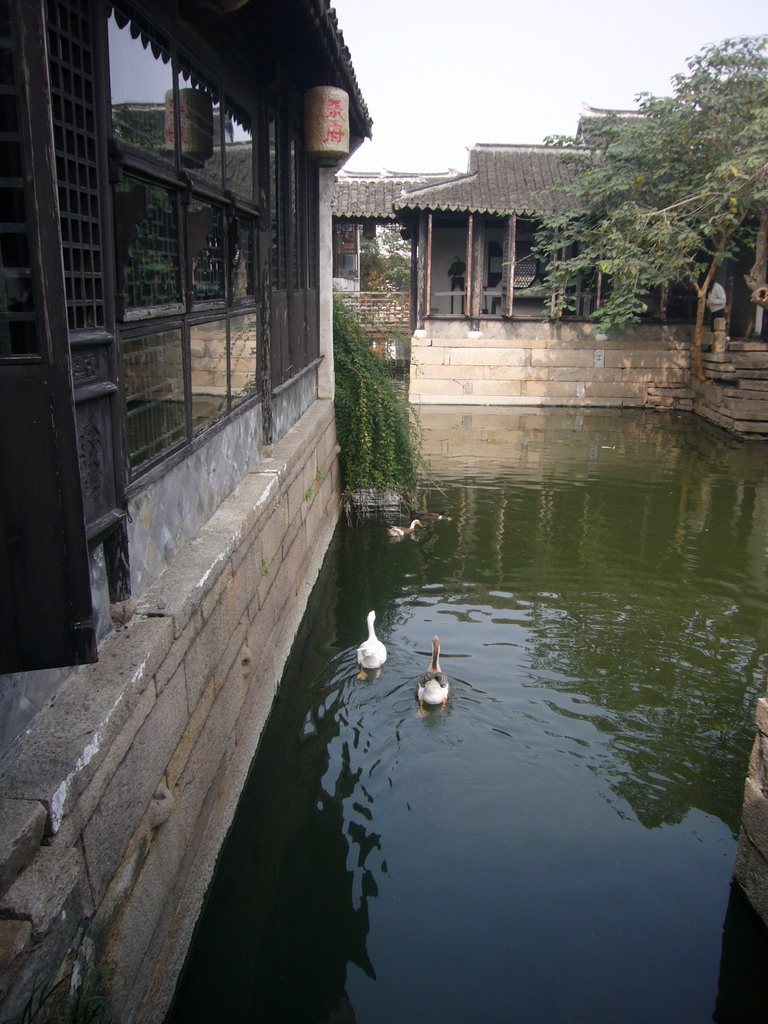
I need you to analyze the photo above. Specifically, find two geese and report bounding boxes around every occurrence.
[356,610,450,707]
[387,510,451,539]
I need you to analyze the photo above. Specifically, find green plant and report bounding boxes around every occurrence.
[448,258,466,278]
[333,295,420,501]
[4,968,112,1024]
[535,35,768,378]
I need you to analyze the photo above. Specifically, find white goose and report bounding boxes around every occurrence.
[356,610,387,679]
[417,635,450,706]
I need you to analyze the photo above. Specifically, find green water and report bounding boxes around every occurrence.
[169,408,768,1024]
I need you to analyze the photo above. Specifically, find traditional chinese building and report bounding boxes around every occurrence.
[0,2,370,1020]
[335,144,768,432]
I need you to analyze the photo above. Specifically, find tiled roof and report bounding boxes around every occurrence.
[332,171,456,219]
[231,1,373,141]
[394,144,578,216]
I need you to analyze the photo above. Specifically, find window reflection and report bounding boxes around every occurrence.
[177,61,220,188]
[230,313,258,406]
[232,215,255,300]
[189,201,225,303]
[190,319,227,430]
[116,177,181,310]
[124,328,185,468]
[225,99,253,201]
[108,10,173,161]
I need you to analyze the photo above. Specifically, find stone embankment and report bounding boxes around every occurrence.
[0,399,340,1023]
[735,696,768,929]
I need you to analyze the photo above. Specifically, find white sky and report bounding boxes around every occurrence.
[331,0,767,174]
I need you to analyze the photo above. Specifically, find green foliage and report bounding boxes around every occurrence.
[536,36,768,351]
[3,970,112,1024]
[333,295,420,497]
[359,224,411,291]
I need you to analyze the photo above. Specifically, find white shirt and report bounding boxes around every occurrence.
[707,282,726,311]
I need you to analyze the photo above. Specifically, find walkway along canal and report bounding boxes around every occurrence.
[168,407,768,1024]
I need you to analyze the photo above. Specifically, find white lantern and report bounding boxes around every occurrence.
[305,86,350,165]
[165,87,214,164]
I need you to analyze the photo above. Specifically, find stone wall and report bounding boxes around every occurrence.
[735,696,768,929]
[409,319,694,408]
[0,399,341,1024]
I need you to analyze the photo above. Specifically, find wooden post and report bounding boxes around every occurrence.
[416,212,429,326]
[472,216,484,317]
[505,214,516,317]
[426,211,433,319]
[466,218,473,321]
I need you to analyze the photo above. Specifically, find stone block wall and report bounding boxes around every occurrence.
[735,696,768,929]
[0,399,341,1024]
[409,319,694,408]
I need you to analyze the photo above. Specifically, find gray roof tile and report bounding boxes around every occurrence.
[332,171,455,219]
[395,144,577,216]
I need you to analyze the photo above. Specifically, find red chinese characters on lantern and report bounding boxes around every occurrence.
[305,86,350,163]
[321,97,348,145]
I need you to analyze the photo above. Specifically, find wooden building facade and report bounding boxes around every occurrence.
[0,0,369,720]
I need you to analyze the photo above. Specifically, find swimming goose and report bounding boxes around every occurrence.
[387,519,423,538]
[417,635,450,706]
[356,610,387,679]
[408,509,452,521]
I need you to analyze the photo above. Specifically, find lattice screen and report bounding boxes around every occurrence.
[47,0,104,331]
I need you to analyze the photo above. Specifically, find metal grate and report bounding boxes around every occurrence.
[514,254,538,289]
[47,0,104,331]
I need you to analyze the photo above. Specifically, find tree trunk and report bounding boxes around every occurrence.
[692,286,707,381]
[745,211,768,313]
[692,246,727,381]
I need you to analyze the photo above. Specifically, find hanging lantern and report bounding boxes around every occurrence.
[165,87,214,164]
[362,218,376,239]
[304,86,349,165]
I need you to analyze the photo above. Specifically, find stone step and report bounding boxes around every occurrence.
[727,340,768,353]
[647,386,695,399]
[698,405,768,435]
[721,397,768,419]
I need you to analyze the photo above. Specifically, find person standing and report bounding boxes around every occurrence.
[707,280,727,327]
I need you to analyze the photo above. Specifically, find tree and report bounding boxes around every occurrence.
[536,36,768,379]
[360,224,411,292]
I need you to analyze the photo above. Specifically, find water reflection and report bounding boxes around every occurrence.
[169,408,768,1024]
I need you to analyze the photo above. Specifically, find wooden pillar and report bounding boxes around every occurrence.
[416,212,429,326]
[465,214,473,317]
[471,216,485,318]
[504,214,517,317]
[426,212,433,320]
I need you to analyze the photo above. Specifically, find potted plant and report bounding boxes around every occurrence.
[448,258,466,281]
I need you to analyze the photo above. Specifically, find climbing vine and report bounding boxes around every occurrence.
[333,295,420,502]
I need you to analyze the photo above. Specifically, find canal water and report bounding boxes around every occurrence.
[168,407,768,1024]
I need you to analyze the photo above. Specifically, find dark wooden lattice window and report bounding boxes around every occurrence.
[47,0,104,331]
[1,0,95,672]
[0,3,38,357]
